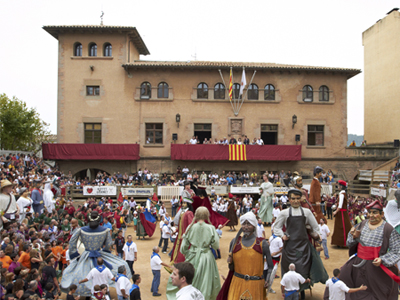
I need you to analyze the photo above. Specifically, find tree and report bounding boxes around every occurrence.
[0,93,50,151]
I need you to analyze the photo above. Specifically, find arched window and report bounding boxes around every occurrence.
[233,83,240,99]
[74,43,82,56]
[89,43,97,57]
[214,83,225,99]
[248,84,259,100]
[319,85,329,101]
[157,82,169,98]
[103,43,112,57]
[140,82,151,99]
[264,84,275,100]
[197,83,208,99]
[302,85,313,102]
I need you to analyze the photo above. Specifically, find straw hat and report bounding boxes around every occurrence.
[0,180,16,191]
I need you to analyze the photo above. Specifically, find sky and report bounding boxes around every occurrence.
[0,0,397,135]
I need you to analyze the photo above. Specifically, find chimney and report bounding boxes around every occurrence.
[387,8,399,15]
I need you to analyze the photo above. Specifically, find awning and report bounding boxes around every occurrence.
[42,143,140,160]
[170,144,301,161]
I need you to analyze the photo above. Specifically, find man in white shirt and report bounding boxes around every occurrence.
[256,218,265,238]
[269,230,283,266]
[122,235,137,276]
[78,258,115,293]
[319,218,330,259]
[280,194,288,204]
[161,219,171,253]
[158,204,166,220]
[280,263,310,300]
[171,262,204,300]
[115,266,131,300]
[189,137,197,144]
[151,246,170,297]
[324,269,367,300]
[273,205,281,219]
[212,201,218,212]
[171,196,179,217]
[256,137,264,145]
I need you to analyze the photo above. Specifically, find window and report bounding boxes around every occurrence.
[197,83,208,99]
[248,84,259,100]
[261,124,278,145]
[214,83,225,99]
[302,85,313,102]
[84,123,101,144]
[74,43,82,56]
[233,83,240,99]
[103,43,112,57]
[194,124,212,144]
[319,85,329,101]
[157,82,169,98]
[264,84,275,100]
[146,123,163,144]
[86,86,100,96]
[307,125,324,146]
[89,43,97,57]
[140,82,151,99]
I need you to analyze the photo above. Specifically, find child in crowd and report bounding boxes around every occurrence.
[100,284,110,300]
[60,244,69,270]
[92,285,105,300]
[66,284,80,300]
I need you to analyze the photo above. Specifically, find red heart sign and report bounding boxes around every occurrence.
[87,188,93,194]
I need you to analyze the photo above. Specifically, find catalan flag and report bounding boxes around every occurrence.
[229,144,247,161]
[229,68,233,101]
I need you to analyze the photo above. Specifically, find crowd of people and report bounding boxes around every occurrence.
[185,135,265,145]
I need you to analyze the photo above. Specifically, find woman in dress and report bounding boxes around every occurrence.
[257,173,274,226]
[331,180,352,247]
[60,211,131,296]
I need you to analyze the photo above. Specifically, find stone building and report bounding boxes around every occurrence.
[363,8,400,145]
[42,24,395,180]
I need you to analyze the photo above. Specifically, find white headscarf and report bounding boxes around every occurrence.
[240,211,257,228]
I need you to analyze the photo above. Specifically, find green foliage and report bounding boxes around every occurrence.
[0,93,50,151]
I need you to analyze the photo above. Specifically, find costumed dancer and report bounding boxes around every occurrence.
[16,188,32,223]
[43,180,55,213]
[167,207,221,300]
[136,206,156,240]
[331,180,352,247]
[191,183,229,228]
[274,189,328,300]
[226,193,238,231]
[258,173,274,226]
[170,182,195,265]
[216,211,273,300]
[60,211,132,296]
[340,200,400,300]
[31,179,44,214]
[309,166,327,224]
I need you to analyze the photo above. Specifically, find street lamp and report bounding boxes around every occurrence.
[176,113,181,128]
[292,115,297,129]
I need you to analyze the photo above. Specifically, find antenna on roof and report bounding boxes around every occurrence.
[100,11,104,25]
[191,46,197,61]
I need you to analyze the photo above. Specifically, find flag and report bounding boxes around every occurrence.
[229,144,247,161]
[239,68,246,96]
[229,68,233,101]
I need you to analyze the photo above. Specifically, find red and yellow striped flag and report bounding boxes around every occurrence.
[229,144,247,161]
[229,68,233,101]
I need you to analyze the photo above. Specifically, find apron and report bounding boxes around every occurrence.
[281,207,311,279]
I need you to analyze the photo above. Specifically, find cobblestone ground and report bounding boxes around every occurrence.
[61,216,348,300]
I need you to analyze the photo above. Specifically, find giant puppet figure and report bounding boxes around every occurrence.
[274,189,328,300]
[258,172,274,226]
[61,211,132,296]
[331,180,352,247]
[340,200,400,300]
[309,166,326,224]
[292,172,316,216]
[217,211,273,300]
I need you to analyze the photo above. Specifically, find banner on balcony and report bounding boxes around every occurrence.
[83,186,117,196]
[229,144,247,161]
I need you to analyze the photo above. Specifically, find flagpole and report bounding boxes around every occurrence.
[237,67,245,114]
[218,68,236,114]
[237,70,257,115]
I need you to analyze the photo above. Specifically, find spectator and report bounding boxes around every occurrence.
[129,274,141,300]
[256,219,265,239]
[18,244,31,270]
[243,136,250,145]
[78,258,115,294]
[161,219,171,254]
[324,268,367,299]
[170,262,204,300]
[319,219,330,259]
[280,263,310,300]
[349,140,356,147]
[114,231,125,259]
[229,137,237,144]
[0,250,12,270]
[66,284,80,300]
[42,258,60,296]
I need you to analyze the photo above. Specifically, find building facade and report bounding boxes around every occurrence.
[363,8,400,145]
[43,24,393,180]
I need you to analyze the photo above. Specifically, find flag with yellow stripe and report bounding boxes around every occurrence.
[229,144,247,161]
